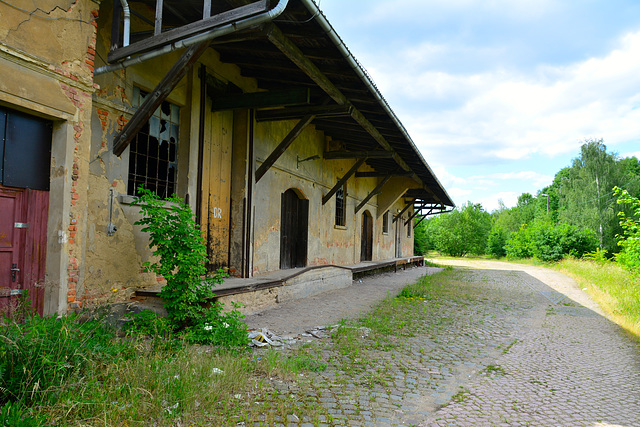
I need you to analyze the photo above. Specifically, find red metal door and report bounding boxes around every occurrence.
[0,185,48,316]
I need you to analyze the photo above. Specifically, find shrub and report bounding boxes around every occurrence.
[505,220,598,261]
[613,186,640,271]
[133,187,249,349]
[486,226,508,258]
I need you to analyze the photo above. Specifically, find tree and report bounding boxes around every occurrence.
[431,203,491,257]
[557,139,622,253]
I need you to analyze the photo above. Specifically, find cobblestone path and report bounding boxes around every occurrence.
[249,262,640,426]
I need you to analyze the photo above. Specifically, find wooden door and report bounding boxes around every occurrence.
[280,189,308,269]
[0,107,51,315]
[0,186,48,315]
[360,211,373,261]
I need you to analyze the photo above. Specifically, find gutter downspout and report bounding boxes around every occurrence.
[96,0,290,75]
[298,0,453,207]
[119,0,130,47]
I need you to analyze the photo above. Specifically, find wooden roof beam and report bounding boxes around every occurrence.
[355,175,391,214]
[255,104,351,122]
[211,88,310,111]
[405,203,427,226]
[393,198,416,223]
[108,0,269,63]
[324,150,393,160]
[355,171,412,178]
[113,41,210,157]
[255,113,317,182]
[264,23,421,182]
[322,158,366,205]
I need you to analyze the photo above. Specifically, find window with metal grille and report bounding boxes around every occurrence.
[128,87,179,198]
[335,180,346,227]
[382,211,389,234]
[407,217,412,237]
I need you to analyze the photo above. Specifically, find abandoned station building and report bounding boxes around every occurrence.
[0,0,454,315]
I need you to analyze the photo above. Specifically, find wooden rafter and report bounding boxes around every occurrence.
[355,171,411,178]
[324,150,393,160]
[322,158,366,205]
[355,175,391,214]
[264,24,422,182]
[255,113,317,182]
[393,198,416,223]
[255,104,351,122]
[108,1,269,63]
[211,88,310,111]
[405,203,426,226]
[113,41,210,157]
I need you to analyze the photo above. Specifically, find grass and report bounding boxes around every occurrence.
[554,258,640,339]
[2,267,483,426]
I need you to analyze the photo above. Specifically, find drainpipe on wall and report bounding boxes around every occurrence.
[119,0,130,47]
[95,0,290,75]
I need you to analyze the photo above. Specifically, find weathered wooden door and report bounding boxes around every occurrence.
[280,189,308,269]
[395,215,402,258]
[0,107,51,315]
[360,210,373,261]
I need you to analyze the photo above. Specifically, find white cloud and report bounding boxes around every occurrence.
[372,30,640,167]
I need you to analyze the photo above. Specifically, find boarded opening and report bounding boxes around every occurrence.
[280,189,308,269]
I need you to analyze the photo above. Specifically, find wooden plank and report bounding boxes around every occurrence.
[255,104,351,122]
[354,175,391,214]
[393,198,416,223]
[203,0,211,19]
[108,0,269,63]
[265,24,416,170]
[324,150,393,160]
[113,41,210,156]
[355,171,411,178]
[211,88,310,111]
[255,113,316,182]
[405,203,426,226]
[154,0,164,36]
[322,158,366,205]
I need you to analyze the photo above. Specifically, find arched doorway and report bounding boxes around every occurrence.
[280,189,308,269]
[360,210,373,261]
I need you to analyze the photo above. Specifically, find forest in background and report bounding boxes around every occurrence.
[416,139,640,271]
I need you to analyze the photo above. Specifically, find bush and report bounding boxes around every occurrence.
[486,226,508,258]
[613,186,640,271]
[505,220,598,261]
[133,187,249,350]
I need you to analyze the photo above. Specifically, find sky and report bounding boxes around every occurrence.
[316,0,640,212]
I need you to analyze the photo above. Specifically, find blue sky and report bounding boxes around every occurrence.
[316,0,640,211]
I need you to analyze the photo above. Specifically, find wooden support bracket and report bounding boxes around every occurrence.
[322,158,366,205]
[255,113,316,182]
[113,41,210,157]
[355,175,391,214]
[393,198,416,223]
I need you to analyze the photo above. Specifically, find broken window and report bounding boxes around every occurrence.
[128,87,179,198]
[335,180,346,227]
[382,211,389,234]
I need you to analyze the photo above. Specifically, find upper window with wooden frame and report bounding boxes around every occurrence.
[128,87,180,198]
[335,180,346,227]
[382,211,389,234]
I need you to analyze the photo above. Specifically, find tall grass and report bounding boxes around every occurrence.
[556,258,640,339]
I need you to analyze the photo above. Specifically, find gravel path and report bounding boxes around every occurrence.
[244,259,640,426]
